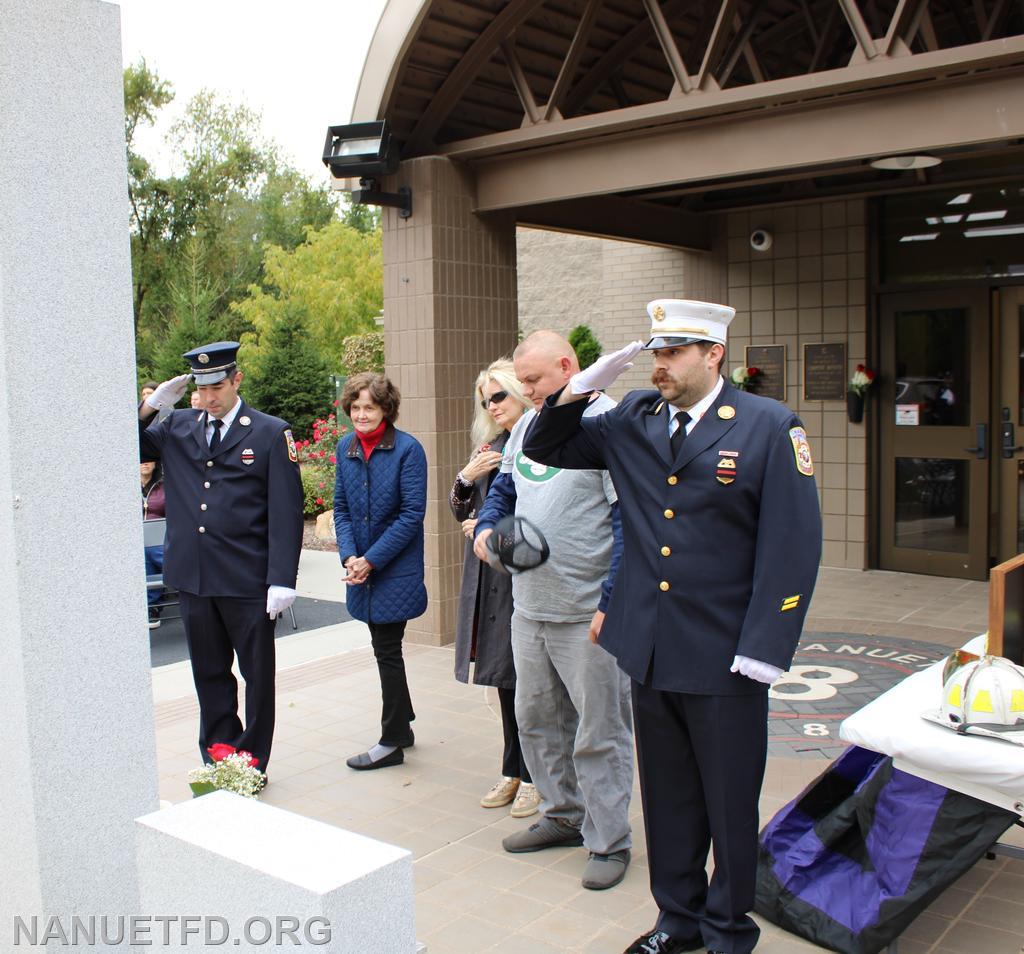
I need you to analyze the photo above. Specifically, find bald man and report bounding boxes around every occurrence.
[473,331,634,891]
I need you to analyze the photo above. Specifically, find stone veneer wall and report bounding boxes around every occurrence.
[723,201,868,569]
[516,226,727,397]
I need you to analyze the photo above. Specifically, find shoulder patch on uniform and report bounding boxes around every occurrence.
[789,426,814,476]
[284,429,298,463]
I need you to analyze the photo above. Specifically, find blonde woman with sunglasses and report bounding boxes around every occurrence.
[450,359,540,818]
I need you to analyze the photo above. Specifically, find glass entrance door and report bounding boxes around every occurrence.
[997,287,1024,563]
[879,291,990,578]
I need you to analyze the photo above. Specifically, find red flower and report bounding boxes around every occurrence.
[856,364,865,372]
[866,369,876,380]
[316,497,324,506]
[318,482,325,489]
[333,399,340,407]
[329,455,336,464]
[747,367,760,376]
[207,743,236,762]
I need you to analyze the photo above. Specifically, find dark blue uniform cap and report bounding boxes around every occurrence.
[183,341,241,385]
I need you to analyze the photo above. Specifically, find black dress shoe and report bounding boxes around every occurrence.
[346,748,404,771]
[623,930,703,953]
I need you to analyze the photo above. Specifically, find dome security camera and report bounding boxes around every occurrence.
[750,229,773,252]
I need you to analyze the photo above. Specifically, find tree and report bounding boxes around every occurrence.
[233,221,382,373]
[569,324,602,370]
[243,306,334,439]
[125,60,338,376]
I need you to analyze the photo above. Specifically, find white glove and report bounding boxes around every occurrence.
[730,654,784,684]
[266,585,297,620]
[145,374,192,409]
[570,341,645,394]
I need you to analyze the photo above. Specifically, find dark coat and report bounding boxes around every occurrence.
[138,401,304,597]
[334,424,428,625]
[450,431,516,689]
[525,382,822,695]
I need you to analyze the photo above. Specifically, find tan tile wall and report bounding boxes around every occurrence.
[723,200,868,569]
[382,157,520,645]
[516,225,727,397]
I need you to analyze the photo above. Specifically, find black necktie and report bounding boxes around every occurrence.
[670,411,691,457]
[209,418,223,454]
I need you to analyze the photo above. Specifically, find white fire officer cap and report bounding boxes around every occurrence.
[642,299,736,350]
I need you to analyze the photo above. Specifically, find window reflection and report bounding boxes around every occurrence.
[894,309,968,427]
[895,458,969,553]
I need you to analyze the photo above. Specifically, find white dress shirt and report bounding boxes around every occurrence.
[668,375,725,437]
[205,397,242,446]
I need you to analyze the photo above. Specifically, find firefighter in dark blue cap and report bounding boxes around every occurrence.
[524,300,822,954]
[139,341,304,776]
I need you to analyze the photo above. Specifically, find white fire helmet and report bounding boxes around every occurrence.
[923,654,1024,745]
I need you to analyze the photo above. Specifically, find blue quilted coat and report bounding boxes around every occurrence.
[333,424,428,624]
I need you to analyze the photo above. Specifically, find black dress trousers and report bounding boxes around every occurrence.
[632,681,769,954]
[368,620,416,746]
[181,592,277,770]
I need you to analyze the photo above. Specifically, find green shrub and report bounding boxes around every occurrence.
[300,467,332,518]
[342,332,384,374]
[568,324,602,370]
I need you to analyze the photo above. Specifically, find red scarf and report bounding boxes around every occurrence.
[357,420,387,460]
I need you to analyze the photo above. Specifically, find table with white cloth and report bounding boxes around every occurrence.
[840,634,1024,856]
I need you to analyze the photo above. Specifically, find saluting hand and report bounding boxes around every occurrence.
[145,373,192,410]
[569,341,644,394]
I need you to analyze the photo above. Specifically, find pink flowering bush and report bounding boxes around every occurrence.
[298,400,349,516]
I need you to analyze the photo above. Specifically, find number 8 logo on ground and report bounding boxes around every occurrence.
[769,665,859,702]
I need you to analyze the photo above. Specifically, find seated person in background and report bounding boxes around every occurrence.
[141,460,166,630]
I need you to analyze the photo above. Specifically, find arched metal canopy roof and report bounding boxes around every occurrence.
[354,0,1024,230]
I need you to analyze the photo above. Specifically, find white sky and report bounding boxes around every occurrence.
[115,0,389,184]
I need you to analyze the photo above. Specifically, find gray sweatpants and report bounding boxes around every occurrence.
[511,612,634,855]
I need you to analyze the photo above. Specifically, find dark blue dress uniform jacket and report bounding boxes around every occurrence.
[524,383,823,695]
[333,424,428,625]
[139,402,304,598]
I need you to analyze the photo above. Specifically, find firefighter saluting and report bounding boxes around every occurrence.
[524,300,822,954]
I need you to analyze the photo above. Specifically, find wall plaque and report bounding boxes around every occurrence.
[744,345,786,402]
[804,342,847,401]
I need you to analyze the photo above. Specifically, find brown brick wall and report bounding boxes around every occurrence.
[382,157,519,645]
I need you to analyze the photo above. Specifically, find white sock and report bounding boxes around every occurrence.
[368,743,397,761]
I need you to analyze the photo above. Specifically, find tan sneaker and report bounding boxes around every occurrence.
[480,776,520,808]
[510,782,540,818]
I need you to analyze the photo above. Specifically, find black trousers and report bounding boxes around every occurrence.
[369,620,415,746]
[180,592,277,771]
[632,681,769,954]
[497,685,531,782]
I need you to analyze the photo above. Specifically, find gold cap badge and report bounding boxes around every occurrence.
[652,305,665,321]
[198,353,210,364]
[718,406,736,420]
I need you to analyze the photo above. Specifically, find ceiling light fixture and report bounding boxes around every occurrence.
[870,155,942,171]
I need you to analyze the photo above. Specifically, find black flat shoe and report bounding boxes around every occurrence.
[346,748,405,771]
[623,930,703,953]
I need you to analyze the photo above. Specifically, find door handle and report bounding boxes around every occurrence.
[1002,421,1023,459]
[964,423,987,460]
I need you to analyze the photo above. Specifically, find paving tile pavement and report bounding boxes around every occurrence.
[153,568,1024,953]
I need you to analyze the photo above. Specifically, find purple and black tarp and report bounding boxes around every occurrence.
[756,745,1017,954]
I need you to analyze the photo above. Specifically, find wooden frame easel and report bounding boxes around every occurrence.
[988,553,1024,664]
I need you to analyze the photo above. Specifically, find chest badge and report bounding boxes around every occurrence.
[718,405,735,420]
[241,448,255,466]
[239,415,251,426]
[716,454,737,484]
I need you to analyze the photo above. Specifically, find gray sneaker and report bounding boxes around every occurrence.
[501,816,583,853]
[582,849,630,890]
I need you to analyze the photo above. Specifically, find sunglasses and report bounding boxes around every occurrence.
[481,390,509,409]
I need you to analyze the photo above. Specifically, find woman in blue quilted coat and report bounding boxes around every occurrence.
[334,372,427,771]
